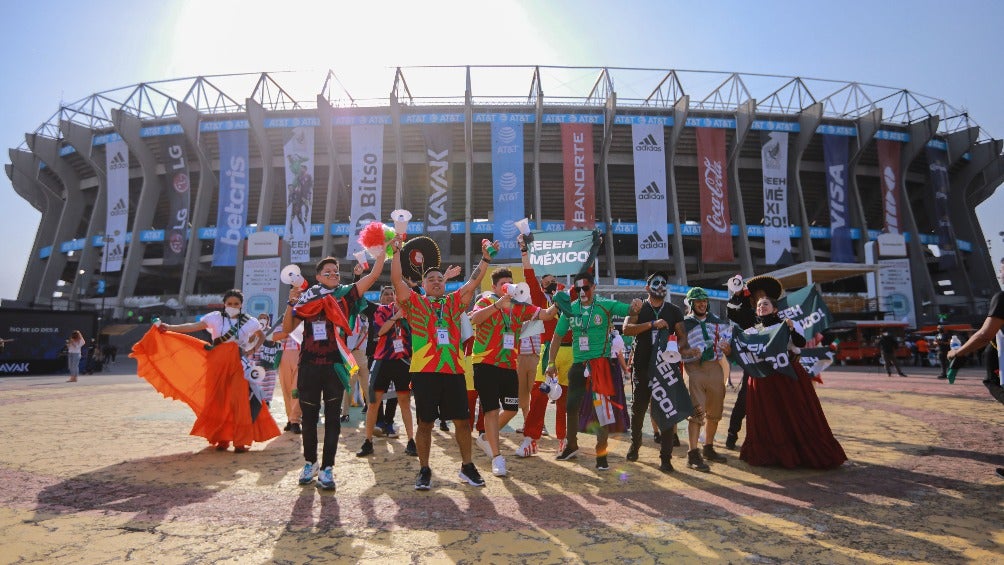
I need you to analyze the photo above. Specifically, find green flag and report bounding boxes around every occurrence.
[525,229,602,276]
[729,323,801,379]
[777,285,833,341]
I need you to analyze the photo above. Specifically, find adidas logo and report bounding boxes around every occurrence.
[640,230,667,249]
[110,198,128,217]
[109,151,128,170]
[635,133,662,152]
[639,181,665,200]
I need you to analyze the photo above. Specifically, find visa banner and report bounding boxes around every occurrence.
[823,135,854,262]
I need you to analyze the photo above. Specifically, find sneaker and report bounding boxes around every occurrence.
[372,425,385,437]
[514,437,538,458]
[626,441,640,462]
[356,439,374,457]
[215,441,230,451]
[298,462,319,485]
[415,466,433,490]
[673,432,681,447]
[660,456,675,473]
[383,424,399,439]
[284,421,292,432]
[492,455,507,477]
[317,466,336,490]
[557,438,567,454]
[476,433,494,459]
[725,434,739,450]
[541,426,550,437]
[687,448,711,472]
[340,414,350,422]
[459,462,486,487]
[555,445,579,461]
[290,423,302,435]
[405,439,418,457]
[439,420,450,432]
[702,444,727,463]
[596,455,609,471]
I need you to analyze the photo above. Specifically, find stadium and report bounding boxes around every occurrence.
[5,66,1003,328]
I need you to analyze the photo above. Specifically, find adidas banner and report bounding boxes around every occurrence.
[631,124,669,260]
[761,131,791,265]
[423,124,452,256]
[648,328,693,432]
[729,322,801,380]
[877,139,902,235]
[491,120,525,261]
[212,129,249,267]
[696,128,734,262]
[283,127,315,264]
[561,123,595,230]
[823,135,854,262]
[925,146,958,270]
[525,229,601,276]
[160,135,191,266]
[347,125,384,260]
[104,139,129,273]
[777,285,833,342]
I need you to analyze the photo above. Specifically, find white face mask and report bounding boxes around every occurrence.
[225,306,241,318]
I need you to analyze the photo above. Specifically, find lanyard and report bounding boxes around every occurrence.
[433,297,448,328]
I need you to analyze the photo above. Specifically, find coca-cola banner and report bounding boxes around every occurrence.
[760,131,791,265]
[696,128,734,263]
[104,139,129,273]
[877,139,902,235]
[422,124,452,256]
[925,146,958,270]
[283,127,315,263]
[347,125,384,260]
[631,124,668,260]
[561,123,595,230]
[160,135,191,266]
[823,135,854,262]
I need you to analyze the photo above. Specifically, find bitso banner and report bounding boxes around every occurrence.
[104,139,129,273]
[729,322,801,380]
[212,129,249,267]
[423,124,452,256]
[761,131,791,265]
[525,229,601,276]
[823,135,854,262]
[347,125,384,260]
[491,120,525,261]
[696,128,734,262]
[877,139,902,235]
[925,146,958,270]
[160,135,191,266]
[777,285,833,342]
[632,124,669,260]
[283,127,315,264]
[561,123,595,230]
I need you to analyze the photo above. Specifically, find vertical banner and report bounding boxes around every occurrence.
[878,258,916,328]
[561,123,596,230]
[283,127,315,264]
[877,139,902,235]
[823,135,854,262]
[213,130,249,267]
[696,128,734,263]
[761,131,791,265]
[491,120,525,261]
[423,124,452,256]
[241,256,282,323]
[104,139,129,273]
[160,135,191,266]
[925,146,958,270]
[631,124,669,260]
[347,125,385,259]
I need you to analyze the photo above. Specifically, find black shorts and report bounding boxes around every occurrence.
[473,363,519,412]
[370,358,412,394]
[411,371,470,423]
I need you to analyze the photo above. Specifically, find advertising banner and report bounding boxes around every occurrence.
[347,125,384,259]
[729,322,801,379]
[925,146,958,270]
[525,229,601,276]
[104,139,129,273]
[283,127,315,264]
[160,135,191,266]
[212,129,249,267]
[761,131,791,265]
[696,128,734,262]
[878,258,916,328]
[0,310,98,375]
[423,124,452,256]
[241,256,282,323]
[491,120,525,261]
[631,124,669,260]
[877,139,902,235]
[648,328,693,432]
[823,135,854,262]
[561,123,595,230]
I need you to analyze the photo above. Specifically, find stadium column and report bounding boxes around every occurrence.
[939,127,983,314]
[316,95,346,259]
[176,102,214,303]
[665,95,689,284]
[848,108,883,261]
[532,68,543,224]
[5,163,59,303]
[792,102,822,262]
[463,67,473,277]
[900,116,940,326]
[391,91,404,210]
[245,98,279,288]
[61,121,106,309]
[730,99,755,276]
[599,91,617,279]
[9,149,64,305]
[955,140,1004,296]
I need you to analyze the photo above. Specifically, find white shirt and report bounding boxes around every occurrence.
[201,311,262,350]
[66,337,85,354]
[610,333,626,359]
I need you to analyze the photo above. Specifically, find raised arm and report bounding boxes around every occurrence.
[160,319,209,334]
[390,237,414,306]
[949,315,1004,360]
[458,239,499,306]
[354,249,387,295]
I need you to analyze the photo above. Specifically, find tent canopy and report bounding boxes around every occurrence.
[763,261,882,289]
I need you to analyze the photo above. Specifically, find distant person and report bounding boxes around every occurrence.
[65,330,86,383]
[935,326,951,379]
[879,331,907,377]
[915,336,929,367]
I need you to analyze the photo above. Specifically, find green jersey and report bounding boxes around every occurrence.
[554,296,631,363]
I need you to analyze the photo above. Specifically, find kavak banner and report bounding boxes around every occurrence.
[648,328,694,432]
[925,146,958,270]
[213,130,249,267]
[561,123,596,230]
[777,285,833,342]
[283,127,315,264]
[423,124,452,256]
[525,229,601,276]
[696,128,734,262]
[490,120,525,261]
[347,125,384,260]
[823,135,854,262]
[104,139,129,273]
[761,131,792,265]
[729,322,801,379]
[877,139,902,235]
[632,124,669,260]
[160,135,191,266]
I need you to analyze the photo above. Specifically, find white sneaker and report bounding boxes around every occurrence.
[557,438,567,454]
[298,462,318,485]
[492,454,507,477]
[317,466,336,490]
[476,433,493,459]
[514,437,538,458]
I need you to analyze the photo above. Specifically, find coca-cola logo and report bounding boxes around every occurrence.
[883,165,899,234]
[703,157,728,234]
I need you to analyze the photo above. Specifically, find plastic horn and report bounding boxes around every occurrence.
[727,274,744,294]
[390,209,412,240]
[353,250,370,270]
[514,217,533,244]
[280,264,308,290]
[547,379,563,401]
[661,336,682,364]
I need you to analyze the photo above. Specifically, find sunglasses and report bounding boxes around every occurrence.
[575,284,592,291]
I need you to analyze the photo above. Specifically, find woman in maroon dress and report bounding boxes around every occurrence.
[740,297,847,470]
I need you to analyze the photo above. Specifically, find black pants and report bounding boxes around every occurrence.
[727,372,749,440]
[630,367,673,459]
[298,363,345,468]
[939,352,949,378]
[883,352,905,375]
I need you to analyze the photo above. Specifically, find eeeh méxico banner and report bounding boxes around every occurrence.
[347,125,384,260]
[925,146,958,270]
[648,328,694,432]
[283,127,315,264]
[777,285,833,343]
[160,135,191,266]
[696,128,734,262]
[561,123,595,230]
[213,129,249,267]
[632,124,669,260]
[729,322,801,380]
[104,139,129,273]
[877,139,902,235]
[525,229,601,276]
[491,120,525,261]
[423,124,452,256]
[761,131,792,265]
[823,135,854,262]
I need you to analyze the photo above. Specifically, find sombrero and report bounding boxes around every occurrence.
[400,236,441,281]
[744,275,784,300]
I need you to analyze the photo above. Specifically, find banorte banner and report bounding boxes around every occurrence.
[104,139,129,273]
[347,125,384,260]
[696,128,734,263]
[823,135,854,262]
[283,127,315,264]
[213,130,249,267]
[877,139,902,235]
[160,135,191,266]
[632,124,669,260]
[925,146,958,270]
[491,120,524,261]
[561,123,595,230]
[761,131,792,265]
[423,124,452,256]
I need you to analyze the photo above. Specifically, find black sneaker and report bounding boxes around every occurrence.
[284,422,292,431]
[356,439,374,457]
[405,439,418,456]
[725,434,738,450]
[459,462,486,487]
[555,445,579,461]
[659,456,674,473]
[439,420,450,432]
[340,414,350,422]
[415,466,432,490]
[626,441,640,462]
[687,448,711,472]
[703,444,727,463]
[673,432,681,447]
[596,455,609,471]
[290,423,302,435]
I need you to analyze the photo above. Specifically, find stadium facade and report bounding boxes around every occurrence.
[5,66,1003,327]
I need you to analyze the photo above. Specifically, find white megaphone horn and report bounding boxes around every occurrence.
[353,249,370,270]
[727,274,744,295]
[514,217,533,244]
[390,209,412,240]
[660,335,682,364]
[281,264,308,290]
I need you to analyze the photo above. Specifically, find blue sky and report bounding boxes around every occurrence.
[2,0,1002,299]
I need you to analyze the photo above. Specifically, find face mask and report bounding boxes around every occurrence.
[225,306,241,318]
[544,282,558,293]
[649,279,668,298]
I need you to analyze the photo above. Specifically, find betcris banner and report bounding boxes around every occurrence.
[347,125,384,259]
[160,135,191,266]
[925,146,958,270]
[283,127,315,264]
[823,135,854,262]
[761,131,791,265]
[104,139,129,273]
[491,120,525,261]
[213,130,249,267]
[631,124,669,260]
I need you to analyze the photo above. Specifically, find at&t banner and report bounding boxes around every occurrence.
[561,123,595,230]
[104,139,129,273]
[925,146,958,270]
[283,127,314,264]
[212,130,249,267]
[423,124,452,256]
[877,139,902,235]
[631,124,669,260]
[491,120,524,261]
[823,135,854,262]
[347,125,384,260]
[696,128,734,262]
[160,135,191,266]
[761,131,791,265]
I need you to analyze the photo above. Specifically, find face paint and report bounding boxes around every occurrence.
[648,278,668,298]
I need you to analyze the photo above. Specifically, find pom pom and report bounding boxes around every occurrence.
[358,222,396,249]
